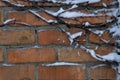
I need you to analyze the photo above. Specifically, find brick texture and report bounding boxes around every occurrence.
[38,65,86,80]
[0,30,35,45]
[63,16,114,26]
[8,11,55,26]
[8,48,56,63]
[0,10,3,25]
[0,65,35,80]
[38,29,85,45]
[0,48,3,62]
[95,46,114,55]
[0,0,118,80]
[90,66,116,80]
[0,0,114,7]
[89,31,115,44]
[58,47,96,62]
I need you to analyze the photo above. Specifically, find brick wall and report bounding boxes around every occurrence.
[0,0,118,80]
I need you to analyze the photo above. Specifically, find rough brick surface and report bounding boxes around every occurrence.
[8,48,56,63]
[8,11,55,26]
[0,10,3,25]
[62,16,114,26]
[58,47,96,62]
[90,66,116,80]
[89,0,114,6]
[0,65,35,80]
[38,65,86,80]
[38,29,85,45]
[89,31,115,44]
[0,30,35,45]
[0,48,3,62]
[0,0,118,80]
[95,46,114,55]
[0,0,114,7]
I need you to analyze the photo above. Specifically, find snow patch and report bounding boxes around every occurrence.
[42,62,80,66]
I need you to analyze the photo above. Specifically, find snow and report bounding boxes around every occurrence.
[102,52,120,62]
[2,0,25,7]
[59,11,102,18]
[89,29,105,36]
[66,31,83,44]
[77,51,80,56]
[109,25,120,37]
[2,64,13,66]
[3,18,15,25]
[45,5,78,17]
[48,0,101,4]
[84,22,91,26]
[29,10,57,23]
[42,62,80,66]
[102,3,107,7]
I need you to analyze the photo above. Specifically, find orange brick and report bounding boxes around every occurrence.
[0,10,4,25]
[8,48,56,63]
[8,11,56,26]
[58,47,96,62]
[38,65,86,80]
[38,29,85,45]
[0,30,35,45]
[90,66,116,80]
[0,65,35,80]
[89,31,115,44]
[0,48,3,62]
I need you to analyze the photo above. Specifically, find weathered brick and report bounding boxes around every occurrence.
[0,49,3,62]
[0,65,35,80]
[0,10,4,25]
[90,66,116,80]
[8,11,56,26]
[0,1,6,6]
[89,31,115,44]
[58,47,96,62]
[0,0,115,7]
[38,29,85,45]
[89,0,114,6]
[38,65,86,80]
[0,30,35,45]
[63,16,114,26]
[8,48,56,63]
[95,46,114,55]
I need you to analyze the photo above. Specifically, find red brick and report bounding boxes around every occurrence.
[38,65,86,80]
[95,46,114,55]
[0,48,3,62]
[89,0,113,6]
[62,16,114,26]
[89,31,115,44]
[0,10,4,25]
[0,1,6,6]
[90,66,116,80]
[0,65,35,80]
[0,0,31,6]
[0,0,115,7]
[8,11,56,26]
[58,47,96,62]
[38,29,85,45]
[0,30,35,45]
[8,48,56,63]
